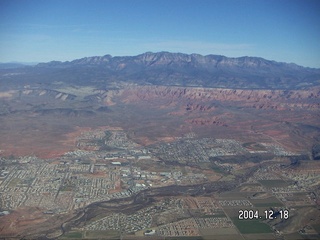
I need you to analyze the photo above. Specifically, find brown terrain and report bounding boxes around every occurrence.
[0,84,319,158]
[0,207,72,238]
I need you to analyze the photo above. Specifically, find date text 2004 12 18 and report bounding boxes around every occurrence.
[238,209,289,220]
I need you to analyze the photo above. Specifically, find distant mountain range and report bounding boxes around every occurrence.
[0,62,38,69]
[1,52,320,89]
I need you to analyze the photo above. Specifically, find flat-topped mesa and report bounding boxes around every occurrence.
[100,85,320,111]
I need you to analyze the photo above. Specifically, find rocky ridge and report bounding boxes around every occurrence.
[97,85,320,111]
[2,52,320,89]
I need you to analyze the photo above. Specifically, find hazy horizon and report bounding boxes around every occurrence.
[2,51,320,70]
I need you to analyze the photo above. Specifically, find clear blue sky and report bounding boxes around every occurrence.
[0,0,319,67]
